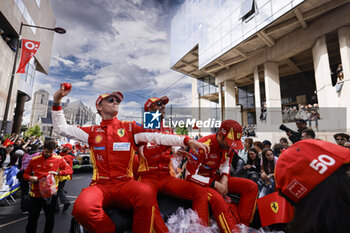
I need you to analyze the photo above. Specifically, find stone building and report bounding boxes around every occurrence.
[30,89,96,138]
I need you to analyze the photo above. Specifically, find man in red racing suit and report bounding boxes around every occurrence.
[23,140,73,233]
[137,96,209,226]
[186,120,258,232]
[52,84,209,233]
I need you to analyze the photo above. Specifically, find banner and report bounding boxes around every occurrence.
[16,39,40,73]
[0,166,20,201]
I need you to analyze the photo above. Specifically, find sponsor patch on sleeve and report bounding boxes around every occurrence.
[191,154,199,161]
[113,142,131,151]
[94,146,105,150]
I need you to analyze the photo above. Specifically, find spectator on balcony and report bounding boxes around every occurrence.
[309,109,320,131]
[289,106,298,122]
[296,105,309,122]
[282,106,290,123]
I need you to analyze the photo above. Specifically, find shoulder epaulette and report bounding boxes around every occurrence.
[32,155,41,160]
[121,120,134,123]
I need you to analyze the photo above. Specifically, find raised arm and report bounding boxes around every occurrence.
[52,84,89,143]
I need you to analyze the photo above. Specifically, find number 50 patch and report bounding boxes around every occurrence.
[309,154,335,174]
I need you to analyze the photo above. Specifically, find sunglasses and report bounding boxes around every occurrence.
[152,100,164,107]
[106,96,121,104]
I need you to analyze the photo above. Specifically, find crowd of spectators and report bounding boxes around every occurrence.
[242,125,256,137]
[282,103,320,130]
[0,135,79,214]
[230,128,350,199]
[0,134,41,169]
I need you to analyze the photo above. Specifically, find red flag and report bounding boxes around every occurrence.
[16,39,40,73]
[257,192,294,227]
[3,139,14,147]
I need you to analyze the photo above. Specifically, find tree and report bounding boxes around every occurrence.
[24,125,42,138]
[176,126,188,136]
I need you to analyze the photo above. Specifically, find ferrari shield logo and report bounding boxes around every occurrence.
[270,202,279,214]
[117,129,125,137]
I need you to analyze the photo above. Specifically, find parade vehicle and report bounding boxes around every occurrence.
[70,192,294,233]
[72,149,92,171]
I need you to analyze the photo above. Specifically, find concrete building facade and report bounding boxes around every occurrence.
[171,0,350,142]
[0,0,56,135]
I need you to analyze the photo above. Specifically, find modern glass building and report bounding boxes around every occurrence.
[171,0,350,141]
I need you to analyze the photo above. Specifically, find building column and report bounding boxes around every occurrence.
[312,35,346,132]
[218,82,224,120]
[338,27,350,130]
[224,80,241,123]
[312,35,338,107]
[253,66,261,129]
[264,62,282,127]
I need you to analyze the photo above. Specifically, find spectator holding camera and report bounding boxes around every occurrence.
[280,119,308,144]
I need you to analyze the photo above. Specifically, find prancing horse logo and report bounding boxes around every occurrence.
[117,129,125,137]
[270,202,279,214]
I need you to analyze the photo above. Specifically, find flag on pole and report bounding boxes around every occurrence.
[3,139,14,147]
[16,39,40,73]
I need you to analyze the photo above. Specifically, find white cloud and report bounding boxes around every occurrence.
[27,0,192,125]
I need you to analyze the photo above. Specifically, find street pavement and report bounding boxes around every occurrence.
[0,171,92,233]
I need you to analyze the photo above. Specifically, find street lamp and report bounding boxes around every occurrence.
[0,23,66,136]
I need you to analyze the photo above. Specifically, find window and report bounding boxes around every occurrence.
[197,75,218,97]
[238,84,256,109]
[239,0,258,22]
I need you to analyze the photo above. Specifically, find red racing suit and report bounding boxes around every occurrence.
[23,152,73,198]
[186,133,258,231]
[59,152,75,181]
[52,107,192,233]
[137,125,209,225]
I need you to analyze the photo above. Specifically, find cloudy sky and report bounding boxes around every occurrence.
[24,0,190,124]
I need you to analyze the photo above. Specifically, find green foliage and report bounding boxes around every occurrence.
[24,125,42,138]
[176,126,188,135]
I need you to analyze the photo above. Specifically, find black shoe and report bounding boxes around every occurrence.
[63,202,70,211]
